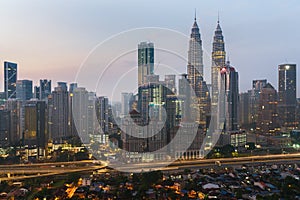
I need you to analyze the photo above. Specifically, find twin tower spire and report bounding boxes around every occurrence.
[187,11,226,81]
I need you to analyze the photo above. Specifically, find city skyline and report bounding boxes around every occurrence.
[0,0,299,99]
[0,2,300,199]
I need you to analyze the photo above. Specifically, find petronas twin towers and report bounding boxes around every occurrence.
[187,13,225,101]
[187,13,237,133]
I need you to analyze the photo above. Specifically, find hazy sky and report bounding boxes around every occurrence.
[0,0,299,99]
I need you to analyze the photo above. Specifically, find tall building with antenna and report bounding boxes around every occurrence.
[211,16,226,118]
[186,12,210,127]
[187,12,204,88]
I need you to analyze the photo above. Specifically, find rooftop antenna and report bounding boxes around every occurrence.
[194,8,196,21]
[218,11,220,23]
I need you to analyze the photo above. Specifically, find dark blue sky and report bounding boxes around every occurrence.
[0,0,299,98]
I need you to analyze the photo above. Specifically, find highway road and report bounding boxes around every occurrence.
[0,160,108,182]
[0,166,107,182]
[0,153,300,180]
[0,160,94,168]
[111,153,300,172]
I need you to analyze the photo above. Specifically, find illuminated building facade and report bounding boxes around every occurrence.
[278,64,297,130]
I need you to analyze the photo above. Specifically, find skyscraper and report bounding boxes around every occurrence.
[278,64,297,129]
[72,87,89,144]
[138,42,154,86]
[0,109,10,147]
[16,80,33,101]
[4,61,17,99]
[68,83,78,137]
[124,79,168,157]
[95,96,109,133]
[257,83,279,134]
[16,80,33,137]
[187,14,204,90]
[211,19,226,117]
[186,15,210,126]
[87,92,97,135]
[138,76,169,123]
[122,41,169,160]
[24,100,46,157]
[219,61,239,131]
[49,82,69,142]
[216,61,241,147]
